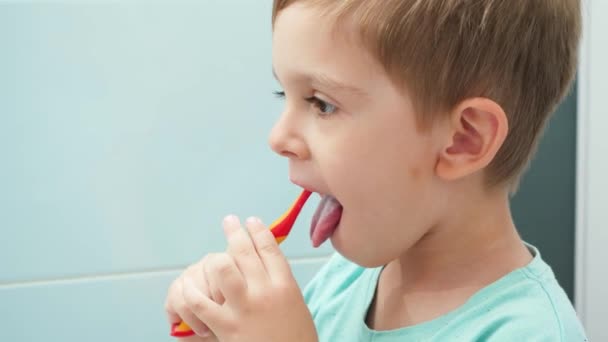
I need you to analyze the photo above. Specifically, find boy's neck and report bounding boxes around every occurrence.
[399,190,530,287]
[366,188,533,330]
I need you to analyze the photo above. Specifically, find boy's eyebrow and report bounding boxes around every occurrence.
[272,69,368,98]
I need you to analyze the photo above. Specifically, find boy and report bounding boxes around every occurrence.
[165,0,587,341]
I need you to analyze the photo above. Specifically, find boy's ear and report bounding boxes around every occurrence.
[435,98,508,181]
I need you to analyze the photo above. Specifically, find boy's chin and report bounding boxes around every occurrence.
[330,229,390,268]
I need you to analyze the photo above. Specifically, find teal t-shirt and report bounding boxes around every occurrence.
[303,244,587,341]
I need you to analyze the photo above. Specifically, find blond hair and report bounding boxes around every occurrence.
[272,0,581,189]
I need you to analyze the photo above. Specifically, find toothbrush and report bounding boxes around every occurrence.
[171,189,313,338]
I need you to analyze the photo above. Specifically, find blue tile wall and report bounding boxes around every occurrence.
[0,2,333,341]
[0,260,327,342]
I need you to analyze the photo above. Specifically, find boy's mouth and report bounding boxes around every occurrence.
[310,195,343,247]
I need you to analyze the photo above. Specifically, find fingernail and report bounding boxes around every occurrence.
[223,215,240,235]
[246,216,260,224]
[224,215,238,224]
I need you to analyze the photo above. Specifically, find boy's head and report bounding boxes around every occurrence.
[268,0,580,266]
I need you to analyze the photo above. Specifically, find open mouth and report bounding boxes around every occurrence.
[310,194,343,247]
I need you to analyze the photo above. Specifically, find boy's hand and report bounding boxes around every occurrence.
[181,215,318,342]
[165,256,221,341]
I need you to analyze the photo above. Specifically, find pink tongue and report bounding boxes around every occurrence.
[310,195,343,247]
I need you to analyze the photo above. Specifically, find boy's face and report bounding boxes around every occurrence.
[270,4,446,267]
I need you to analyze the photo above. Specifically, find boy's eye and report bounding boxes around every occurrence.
[305,96,337,117]
[272,90,338,117]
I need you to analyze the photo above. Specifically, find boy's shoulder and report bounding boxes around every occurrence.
[302,245,588,341]
[443,243,588,341]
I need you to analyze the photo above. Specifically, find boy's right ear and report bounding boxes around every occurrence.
[435,98,508,182]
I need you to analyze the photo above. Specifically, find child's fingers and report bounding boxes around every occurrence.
[165,281,181,323]
[204,253,247,306]
[246,217,292,282]
[223,215,268,286]
[165,280,186,324]
[169,279,211,337]
[182,276,224,334]
[199,254,225,305]
[164,301,181,325]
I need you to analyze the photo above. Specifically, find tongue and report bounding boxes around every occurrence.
[310,195,343,247]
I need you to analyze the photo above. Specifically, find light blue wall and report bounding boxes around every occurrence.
[0,1,332,340]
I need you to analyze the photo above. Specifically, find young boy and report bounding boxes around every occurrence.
[165,0,587,341]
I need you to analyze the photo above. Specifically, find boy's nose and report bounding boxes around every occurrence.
[268,112,310,160]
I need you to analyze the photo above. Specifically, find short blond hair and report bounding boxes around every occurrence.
[272,0,581,189]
